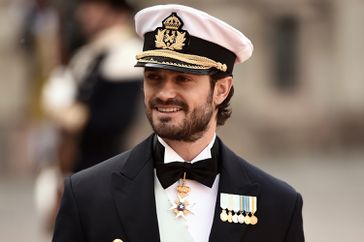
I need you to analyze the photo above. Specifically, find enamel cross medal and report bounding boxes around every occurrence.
[169,172,193,219]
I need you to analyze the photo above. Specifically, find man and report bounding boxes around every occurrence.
[52,4,304,242]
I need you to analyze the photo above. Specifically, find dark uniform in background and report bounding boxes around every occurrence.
[70,0,143,172]
[74,50,141,172]
[42,0,143,173]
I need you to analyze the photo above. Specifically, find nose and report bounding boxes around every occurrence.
[156,80,178,101]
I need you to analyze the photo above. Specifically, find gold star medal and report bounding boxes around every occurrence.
[169,172,193,219]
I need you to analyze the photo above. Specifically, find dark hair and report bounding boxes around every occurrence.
[210,72,234,126]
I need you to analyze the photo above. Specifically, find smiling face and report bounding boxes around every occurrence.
[143,68,217,142]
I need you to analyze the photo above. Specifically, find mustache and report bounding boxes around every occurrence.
[149,97,189,111]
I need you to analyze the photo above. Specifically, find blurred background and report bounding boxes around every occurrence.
[0,0,363,241]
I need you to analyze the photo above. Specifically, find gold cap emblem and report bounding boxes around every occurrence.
[163,13,182,30]
[155,12,188,51]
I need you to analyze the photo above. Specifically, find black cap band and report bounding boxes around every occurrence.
[137,31,237,75]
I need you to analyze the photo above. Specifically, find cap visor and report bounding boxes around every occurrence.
[135,61,215,75]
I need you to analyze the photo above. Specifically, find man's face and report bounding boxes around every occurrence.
[143,68,216,142]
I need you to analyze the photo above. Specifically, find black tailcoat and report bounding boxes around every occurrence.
[52,135,304,242]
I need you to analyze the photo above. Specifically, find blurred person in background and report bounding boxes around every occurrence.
[52,4,304,242]
[21,0,61,120]
[43,0,142,174]
[40,0,142,232]
[20,0,62,233]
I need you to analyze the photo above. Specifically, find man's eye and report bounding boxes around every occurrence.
[145,73,161,81]
[176,76,190,83]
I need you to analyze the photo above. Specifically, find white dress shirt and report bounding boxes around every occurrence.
[154,135,220,242]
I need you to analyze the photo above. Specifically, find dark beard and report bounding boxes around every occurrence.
[145,93,214,142]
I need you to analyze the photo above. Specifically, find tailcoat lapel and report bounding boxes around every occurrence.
[209,138,260,242]
[109,135,259,242]
[111,135,160,242]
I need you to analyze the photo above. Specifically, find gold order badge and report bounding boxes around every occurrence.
[155,13,188,51]
[169,172,193,219]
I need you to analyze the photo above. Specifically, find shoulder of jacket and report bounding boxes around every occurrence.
[70,149,131,188]
[219,140,299,198]
[69,135,154,187]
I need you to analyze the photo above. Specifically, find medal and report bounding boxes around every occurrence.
[244,214,251,224]
[227,194,233,223]
[220,193,258,226]
[250,214,258,225]
[220,209,228,222]
[243,196,251,224]
[169,195,192,218]
[238,212,245,224]
[220,193,228,222]
[232,194,240,224]
[244,195,258,225]
[227,210,233,223]
[250,196,258,225]
[238,196,245,224]
[232,213,238,224]
[169,172,193,219]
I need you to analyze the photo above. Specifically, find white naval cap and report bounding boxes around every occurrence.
[134,4,253,75]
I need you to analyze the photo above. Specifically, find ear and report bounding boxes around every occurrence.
[213,76,233,105]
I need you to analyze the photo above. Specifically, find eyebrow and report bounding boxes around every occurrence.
[143,68,200,83]
[144,67,160,73]
[144,67,190,75]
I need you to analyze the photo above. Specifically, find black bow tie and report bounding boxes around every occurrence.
[153,136,220,189]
